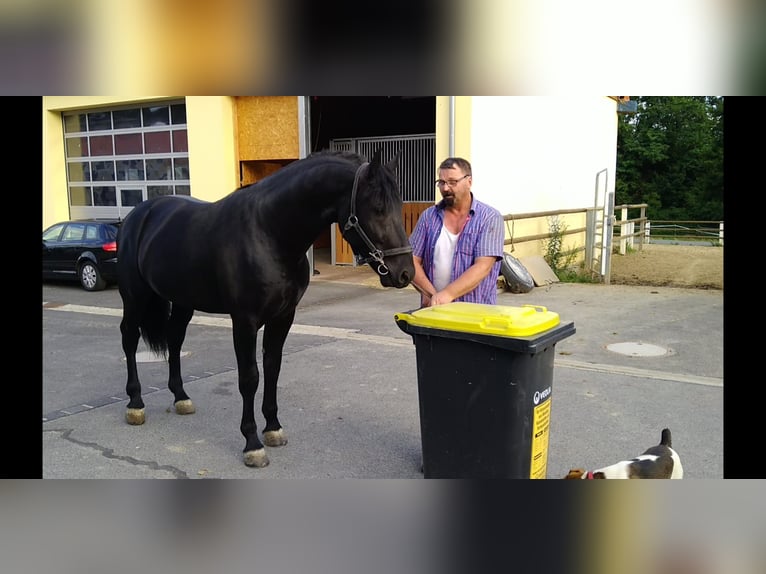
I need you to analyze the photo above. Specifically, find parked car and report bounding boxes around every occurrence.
[42,219,122,291]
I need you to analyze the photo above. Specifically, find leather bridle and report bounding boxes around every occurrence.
[342,162,413,276]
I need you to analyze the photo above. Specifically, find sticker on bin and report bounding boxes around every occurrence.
[394,302,560,338]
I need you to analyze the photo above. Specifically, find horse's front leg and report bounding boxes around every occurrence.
[167,304,196,415]
[260,310,295,448]
[232,315,268,467]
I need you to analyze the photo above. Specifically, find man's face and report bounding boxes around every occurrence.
[437,166,471,207]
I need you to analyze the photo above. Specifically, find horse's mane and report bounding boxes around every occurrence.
[308,149,366,165]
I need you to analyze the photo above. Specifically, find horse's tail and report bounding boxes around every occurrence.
[139,293,170,358]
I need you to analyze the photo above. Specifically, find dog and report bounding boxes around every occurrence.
[564,428,683,479]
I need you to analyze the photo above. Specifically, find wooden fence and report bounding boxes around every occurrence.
[500,203,722,282]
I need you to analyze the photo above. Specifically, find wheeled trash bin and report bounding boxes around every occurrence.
[395,302,575,479]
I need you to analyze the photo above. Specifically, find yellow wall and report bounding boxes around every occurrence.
[435,96,473,167]
[434,96,619,266]
[185,97,238,201]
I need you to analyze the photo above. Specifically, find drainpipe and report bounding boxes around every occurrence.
[449,96,456,157]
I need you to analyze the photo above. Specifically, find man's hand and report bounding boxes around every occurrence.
[430,290,456,306]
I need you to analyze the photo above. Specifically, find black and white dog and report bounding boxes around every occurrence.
[564,428,683,479]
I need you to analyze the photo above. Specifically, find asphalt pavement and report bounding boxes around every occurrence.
[42,261,723,479]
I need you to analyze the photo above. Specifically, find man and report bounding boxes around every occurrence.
[410,157,504,306]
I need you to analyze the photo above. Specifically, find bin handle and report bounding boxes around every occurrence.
[521,305,548,313]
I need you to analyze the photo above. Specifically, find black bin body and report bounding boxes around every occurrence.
[395,303,575,479]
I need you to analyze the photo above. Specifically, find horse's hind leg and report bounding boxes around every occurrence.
[167,304,195,415]
[231,315,268,467]
[260,310,295,448]
[121,307,146,425]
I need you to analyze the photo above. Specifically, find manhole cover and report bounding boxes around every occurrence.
[606,342,670,357]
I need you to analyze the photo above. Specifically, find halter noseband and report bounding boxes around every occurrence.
[342,162,413,276]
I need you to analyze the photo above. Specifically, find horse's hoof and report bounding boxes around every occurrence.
[174,399,196,415]
[243,449,269,467]
[126,408,145,425]
[263,428,288,447]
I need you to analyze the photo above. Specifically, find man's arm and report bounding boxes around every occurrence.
[412,255,436,306]
[431,256,496,306]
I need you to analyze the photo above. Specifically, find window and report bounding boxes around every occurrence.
[173,157,189,179]
[115,133,143,155]
[90,135,113,156]
[63,101,189,217]
[63,223,86,241]
[116,159,145,181]
[146,158,171,180]
[148,185,173,199]
[91,160,115,181]
[143,106,169,126]
[113,108,141,129]
[120,188,143,206]
[171,104,186,124]
[144,131,171,153]
[69,186,92,206]
[172,129,188,152]
[43,224,65,241]
[64,114,87,133]
[93,186,117,206]
[68,162,91,182]
[66,137,89,157]
[87,112,112,131]
[85,225,99,240]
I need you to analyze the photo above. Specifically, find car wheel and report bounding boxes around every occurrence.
[79,261,106,291]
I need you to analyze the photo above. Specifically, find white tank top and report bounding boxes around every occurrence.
[433,225,459,291]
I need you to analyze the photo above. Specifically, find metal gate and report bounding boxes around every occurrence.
[330,134,435,265]
[586,168,614,284]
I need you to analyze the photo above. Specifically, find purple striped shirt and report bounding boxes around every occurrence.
[410,194,505,304]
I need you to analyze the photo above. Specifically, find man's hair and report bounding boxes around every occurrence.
[439,157,472,176]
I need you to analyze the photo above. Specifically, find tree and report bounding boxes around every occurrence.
[616,97,724,221]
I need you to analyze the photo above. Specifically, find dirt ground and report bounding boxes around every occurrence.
[608,243,723,290]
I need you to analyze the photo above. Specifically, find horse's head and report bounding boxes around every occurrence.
[340,150,415,288]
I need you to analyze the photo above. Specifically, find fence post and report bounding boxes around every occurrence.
[645,221,651,244]
[585,208,595,275]
[719,221,724,246]
[619,207,627,254]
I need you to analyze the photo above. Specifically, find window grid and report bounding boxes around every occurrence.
[62,101,190,214]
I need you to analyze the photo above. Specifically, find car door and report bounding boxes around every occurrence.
[54,222,87,277]
[42,223,66,275]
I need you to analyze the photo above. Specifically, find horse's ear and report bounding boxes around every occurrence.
[385,150,401,174]
[369,149,399,174]
[370,149,383,167]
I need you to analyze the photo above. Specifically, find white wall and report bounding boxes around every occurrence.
[469,97,618,215]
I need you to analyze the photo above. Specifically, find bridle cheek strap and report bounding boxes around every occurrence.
[342,162,413,275]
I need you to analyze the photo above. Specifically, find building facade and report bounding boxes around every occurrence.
[43,96,622,267]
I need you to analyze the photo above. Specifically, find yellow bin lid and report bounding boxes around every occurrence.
[395,302,560,338]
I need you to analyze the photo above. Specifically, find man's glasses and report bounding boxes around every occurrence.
[435,174,469,188]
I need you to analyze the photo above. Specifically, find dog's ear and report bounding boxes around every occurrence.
[564,468,585,479]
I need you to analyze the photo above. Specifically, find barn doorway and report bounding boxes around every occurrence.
[307,96,436,266]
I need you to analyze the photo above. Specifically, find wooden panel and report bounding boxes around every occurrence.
[335,224,355,265]
[334,201,433,266]
[240,159,293,186]
[235,96,299,161]
[403,202,432,232]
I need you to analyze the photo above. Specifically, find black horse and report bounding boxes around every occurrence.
[116,150,414,467]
